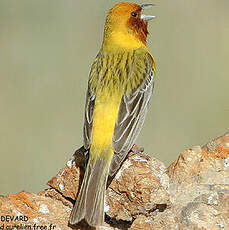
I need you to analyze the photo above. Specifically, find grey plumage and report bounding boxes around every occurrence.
[69,48,155,227]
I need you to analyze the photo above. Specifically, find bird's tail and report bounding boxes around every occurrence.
[69,153,111,227]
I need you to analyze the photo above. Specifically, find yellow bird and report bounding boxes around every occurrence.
[69,2,156,227]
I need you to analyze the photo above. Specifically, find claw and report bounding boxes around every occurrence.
[129,144,151,160]
[130,144,144,154]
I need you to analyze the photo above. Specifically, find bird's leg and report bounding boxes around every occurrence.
[73,146,89,169]
[128,144,151,160]
[130,144,144,154]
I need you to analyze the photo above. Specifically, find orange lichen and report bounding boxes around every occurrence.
[9,191,36,217]
[202,146,229,159]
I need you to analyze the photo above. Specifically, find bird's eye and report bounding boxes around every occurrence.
[131,12,138,17]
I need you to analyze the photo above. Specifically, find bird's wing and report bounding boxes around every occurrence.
[83,88,95,150]
[110,65,155,176]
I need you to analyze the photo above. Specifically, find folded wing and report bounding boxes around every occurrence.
[110,66,155,176]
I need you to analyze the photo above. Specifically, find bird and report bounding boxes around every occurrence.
[69,2,156,227]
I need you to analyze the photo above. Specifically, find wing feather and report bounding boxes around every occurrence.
[110,68,155,176]
[83,89,95,150]
[83,49,155,177]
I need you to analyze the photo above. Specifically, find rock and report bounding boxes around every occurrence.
[164,131,229,230]
[0,132,228,230]
[47,156,81,201]
[179,189,229,230]
[0,190,72,230]
[130,215,153,230]
[105,154,170,222]
[47,147,170,224]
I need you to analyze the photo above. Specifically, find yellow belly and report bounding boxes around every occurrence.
[90,92,122,161]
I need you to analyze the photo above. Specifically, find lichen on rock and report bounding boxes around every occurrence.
[0,132,228,230]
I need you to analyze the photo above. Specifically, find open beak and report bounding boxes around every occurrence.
[140,3,156,21]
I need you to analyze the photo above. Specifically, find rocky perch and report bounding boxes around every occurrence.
[0,132,229,230]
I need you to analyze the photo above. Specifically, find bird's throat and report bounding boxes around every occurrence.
[103,30,146,51]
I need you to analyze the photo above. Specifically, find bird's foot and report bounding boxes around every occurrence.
[128,144,151,160]
[73,146,89,168]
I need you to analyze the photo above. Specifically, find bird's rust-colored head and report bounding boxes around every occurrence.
[103,2,155,50]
